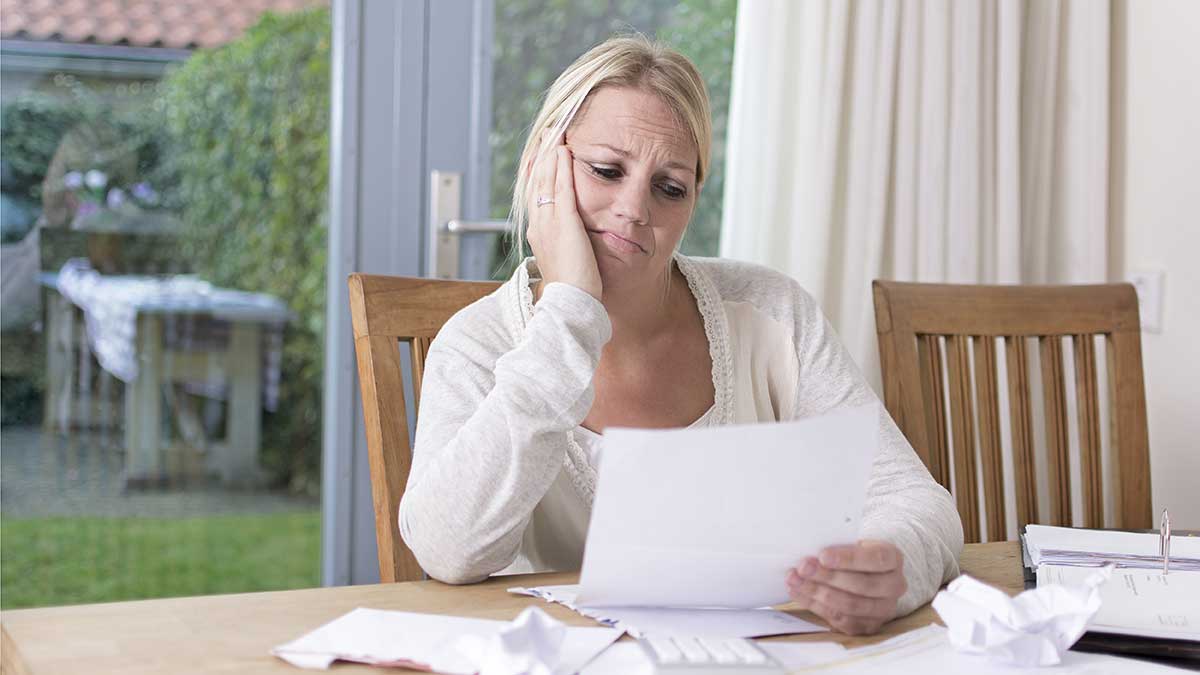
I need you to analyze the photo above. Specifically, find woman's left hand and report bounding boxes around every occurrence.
[786,539,907,636]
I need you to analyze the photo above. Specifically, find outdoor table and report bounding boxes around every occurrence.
[40,269,290,486]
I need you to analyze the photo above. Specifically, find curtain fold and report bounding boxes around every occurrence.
[721,0,1110,389]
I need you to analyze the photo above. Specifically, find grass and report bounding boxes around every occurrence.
[0,511,320,610]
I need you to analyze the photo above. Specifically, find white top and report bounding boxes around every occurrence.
[400,255,963,616]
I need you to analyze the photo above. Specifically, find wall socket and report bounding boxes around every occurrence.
[1127,270,1165,333]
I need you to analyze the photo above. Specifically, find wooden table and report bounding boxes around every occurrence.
[1,542,1022,674]
[40,274,289,486]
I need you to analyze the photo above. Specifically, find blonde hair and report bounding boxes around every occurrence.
[509,34,712,257]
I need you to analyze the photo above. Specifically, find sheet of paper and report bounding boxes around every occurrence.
[1025,525,1200,571]
[510,585,826,638]
[576,404,879,609]
[802,624,1185,674]
[580,641,850,675]
[931,572,1106,667]
[1038,563,1200,641]
[270,607,621,673]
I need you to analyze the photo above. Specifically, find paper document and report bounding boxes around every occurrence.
[931,572,1106,666]
[510,584,825,638]
[576,404,879,609]
[270,607,621,673]
[1039,563,1200,641]
[796,624,1184,674]
[1025,524,1200,571]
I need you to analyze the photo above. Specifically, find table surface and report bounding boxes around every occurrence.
[1,542,1021,674]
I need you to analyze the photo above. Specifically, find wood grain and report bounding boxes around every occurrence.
[873,281,1151,538]
[348,274,500,582]
[0,543,1022,675]
[945,335,981,543]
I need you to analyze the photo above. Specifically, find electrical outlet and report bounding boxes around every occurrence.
[1127,270,1165,333]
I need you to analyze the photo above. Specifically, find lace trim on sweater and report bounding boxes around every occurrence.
[511,254,731,505]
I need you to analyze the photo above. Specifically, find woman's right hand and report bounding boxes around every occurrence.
[526,140,603,300]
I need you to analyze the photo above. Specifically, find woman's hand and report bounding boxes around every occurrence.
[526,139,603,300]
[786,540,907,636]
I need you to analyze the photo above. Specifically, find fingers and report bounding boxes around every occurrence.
[805,597,887,636]
[787,572,895,617]
[816,540,903,573]
[553,145,578,215]
[791,557,907,599]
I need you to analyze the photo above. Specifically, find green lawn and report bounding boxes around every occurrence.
[0,511,320,609]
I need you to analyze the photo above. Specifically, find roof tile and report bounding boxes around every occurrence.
[0,0,326,49]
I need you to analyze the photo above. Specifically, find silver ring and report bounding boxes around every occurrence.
[536,195,555,207]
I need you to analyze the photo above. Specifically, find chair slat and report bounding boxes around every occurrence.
[1039,336,1072,526]
[411,337,432,419]
[354,334,423,582]
[946,335,981,543]
[1106,330,1153,528]
[1004,336,1039,530]
[917,335,950,488]
[972,336,1006,541]
[1073,334,1104,528]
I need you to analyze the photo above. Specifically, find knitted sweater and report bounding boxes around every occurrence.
[400,255,963,616]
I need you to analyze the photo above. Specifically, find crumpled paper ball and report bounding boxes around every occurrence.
[932,569,1108,667]
[454,606,567,675]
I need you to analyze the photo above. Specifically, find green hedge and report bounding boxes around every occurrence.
[158,8,330,493]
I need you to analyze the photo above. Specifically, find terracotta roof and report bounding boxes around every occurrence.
[1,0,326,50]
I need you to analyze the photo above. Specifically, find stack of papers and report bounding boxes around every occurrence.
[1024,525,1200,571]
[509,584,824,639]
[1038,564,1200,642]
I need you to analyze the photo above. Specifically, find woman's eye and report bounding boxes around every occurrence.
[589,165,621,180]
[658,183,687,200]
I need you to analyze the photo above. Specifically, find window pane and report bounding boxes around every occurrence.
[0,2,328,608]
[489,0,738,277]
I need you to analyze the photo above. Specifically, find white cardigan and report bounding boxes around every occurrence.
[400,255,963,616]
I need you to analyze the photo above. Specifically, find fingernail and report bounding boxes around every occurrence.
[819,550,836,567]
[799,559,817,576]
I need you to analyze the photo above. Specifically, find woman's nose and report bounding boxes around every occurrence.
[612,179,650,226]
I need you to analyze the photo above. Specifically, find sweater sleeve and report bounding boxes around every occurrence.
[789,288,963,617]
[398,282,611,584]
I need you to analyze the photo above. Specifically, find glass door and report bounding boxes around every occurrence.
[1,3,327,607]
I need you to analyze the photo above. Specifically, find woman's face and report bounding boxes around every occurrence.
[565,86,699,293]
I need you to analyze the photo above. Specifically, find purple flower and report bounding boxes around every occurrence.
[63,171,84,190]
[76,201,100,218]
[131,182,158,204]
[107,188,126,208]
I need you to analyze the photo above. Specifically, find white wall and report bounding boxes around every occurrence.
[1118,0,1200,528]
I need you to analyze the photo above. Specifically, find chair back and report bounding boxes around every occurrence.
[872,281,1151,543]
[348,274,501,582]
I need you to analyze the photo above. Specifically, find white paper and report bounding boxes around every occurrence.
[1025,525,1200,571]
[1038,564,1200,641]
[931,572,1107,667]
[510,585,825,638]
[580,641,850,675]
[270,607,621,673]
[801,624,1186,674]
[576,404,879,609]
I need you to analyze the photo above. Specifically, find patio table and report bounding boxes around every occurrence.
[40,262,290,486]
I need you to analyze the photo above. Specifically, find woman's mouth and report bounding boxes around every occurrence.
[587,229,646,254]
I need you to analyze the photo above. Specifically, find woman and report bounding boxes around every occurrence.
[400,35,963,636]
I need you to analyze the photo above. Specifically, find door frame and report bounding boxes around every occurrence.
[322,0,494,586]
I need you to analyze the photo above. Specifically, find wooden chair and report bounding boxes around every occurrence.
[348,274,501,582]
[872,281,1151,543]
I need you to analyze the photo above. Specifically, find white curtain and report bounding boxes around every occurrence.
[720,0,1111,389]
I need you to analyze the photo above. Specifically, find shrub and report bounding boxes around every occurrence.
[157,8,331,493]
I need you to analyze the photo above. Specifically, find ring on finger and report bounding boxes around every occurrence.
[536,195,555,207]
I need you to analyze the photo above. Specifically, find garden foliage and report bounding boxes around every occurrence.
[157,8,331,493]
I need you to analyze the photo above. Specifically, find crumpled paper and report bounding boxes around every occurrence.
[454,606,568,675]
[931,568,1109,667]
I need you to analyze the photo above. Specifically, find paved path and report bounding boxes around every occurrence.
[1,425,318,518]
